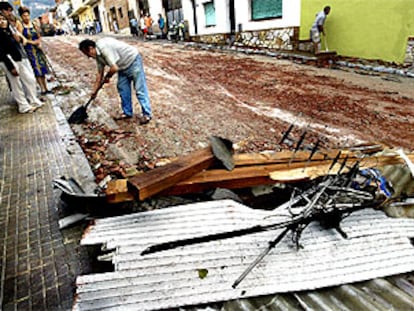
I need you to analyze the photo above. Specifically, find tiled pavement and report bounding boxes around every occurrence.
[0,73,96,310]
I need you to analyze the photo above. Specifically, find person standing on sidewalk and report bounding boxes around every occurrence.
[139,14,147,40]
[0,12,43,113]
[157,13,165,39]
[78,38,152,124]
[144,13,153,35]
[129,15,138,37]
[17,6,51,95]
[310,6,331,53]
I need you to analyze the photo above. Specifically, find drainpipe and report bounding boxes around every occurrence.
[191,0,197,35]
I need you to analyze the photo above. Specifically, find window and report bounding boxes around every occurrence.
[118,7,123,19]
[204,1,216,26]
[251,0,282,20]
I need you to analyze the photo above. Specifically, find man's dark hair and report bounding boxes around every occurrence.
[0,2,13,11]
[324,6,331,13]
[79,39,96,52]
[18,6,30,16]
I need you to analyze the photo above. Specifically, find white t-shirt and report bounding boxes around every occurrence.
[311,11,327,33]
[95,37,138,71]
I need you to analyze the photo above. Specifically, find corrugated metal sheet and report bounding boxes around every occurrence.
[224,277,414,311]
[74,199,414,310]
[220,162,414,311]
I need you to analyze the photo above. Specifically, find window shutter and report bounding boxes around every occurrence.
[252,0,283,20]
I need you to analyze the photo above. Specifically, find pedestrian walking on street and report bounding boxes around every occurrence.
[17,6,51,95]
[144,13,153,35]
[0,12,43,113]
[129,16,138,37]
[139,15,147,40]
[310,5,331,53]
[0,2,25,43]
[78,38,152,124]
[158,13,165,39]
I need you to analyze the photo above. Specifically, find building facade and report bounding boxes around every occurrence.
[55,0,414,64]
[183,0,300,51]
[301,0,414,64]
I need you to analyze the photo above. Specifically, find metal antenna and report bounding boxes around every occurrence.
[288,129,307,166]
[303,138,321,171]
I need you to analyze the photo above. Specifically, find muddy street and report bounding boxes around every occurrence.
[41,35,414,181]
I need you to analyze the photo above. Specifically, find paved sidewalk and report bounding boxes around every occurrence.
[0,73,96,310]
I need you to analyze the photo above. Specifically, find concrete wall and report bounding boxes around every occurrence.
[300,0,414,63]
[103,0,129,33]
[236,0,301,31]
[186,0,300,50]
[185,0,300,36]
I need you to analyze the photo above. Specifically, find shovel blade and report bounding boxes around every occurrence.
[68,106,88,124]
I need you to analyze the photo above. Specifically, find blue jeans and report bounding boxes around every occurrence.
[117,55,152,117]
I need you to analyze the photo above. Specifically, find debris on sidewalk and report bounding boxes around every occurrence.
[58,213,89,229]
[73,198,414,310]
[55,137,413,208]
[63,133,414,310]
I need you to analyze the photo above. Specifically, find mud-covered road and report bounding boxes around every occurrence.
[42,35,414,181]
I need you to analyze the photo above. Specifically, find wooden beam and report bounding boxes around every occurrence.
[160,154,414,196]
[127,147,216,201]
[233,150,349,166]
[232,144,385,167]
[105,179,134,204]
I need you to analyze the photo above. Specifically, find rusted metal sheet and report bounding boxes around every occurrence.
[74,200,414,311]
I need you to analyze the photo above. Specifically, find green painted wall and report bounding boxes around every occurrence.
[300,0,414,63]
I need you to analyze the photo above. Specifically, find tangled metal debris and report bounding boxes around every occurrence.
[141,160,393,288]
[138,126,413,288]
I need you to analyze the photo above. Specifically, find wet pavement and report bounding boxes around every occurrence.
[0,71,95,310]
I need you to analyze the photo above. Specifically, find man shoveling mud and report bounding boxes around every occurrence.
[79,38,152,124]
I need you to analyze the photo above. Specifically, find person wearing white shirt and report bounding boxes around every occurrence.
[79,37,152,124]
[310,6,331,53]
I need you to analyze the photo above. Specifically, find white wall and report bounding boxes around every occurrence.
[236,0,301,31]
[127,0,139,17]
[182,0,195,32]
[148,0,164,20]
[184,0,301,36]
[195,0,230,35]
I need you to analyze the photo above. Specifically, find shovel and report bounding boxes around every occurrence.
[68,77,106,124]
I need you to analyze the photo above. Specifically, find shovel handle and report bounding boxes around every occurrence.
[84,73,110,108]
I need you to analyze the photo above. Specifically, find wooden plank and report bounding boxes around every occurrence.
[105,179,135,204]
[127,147,216,201]
[161,154,414,196]
[232,144,385,166]
[270,153,414,181]
[160,159,330,196]
[233,150,349,166]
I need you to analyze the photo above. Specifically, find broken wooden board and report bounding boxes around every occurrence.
[106,179,135,204]
[233,149,352,166]
[269,153,414,181]
[162,153,414,195]
[127,147,216,201]
[233,143,385,167]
